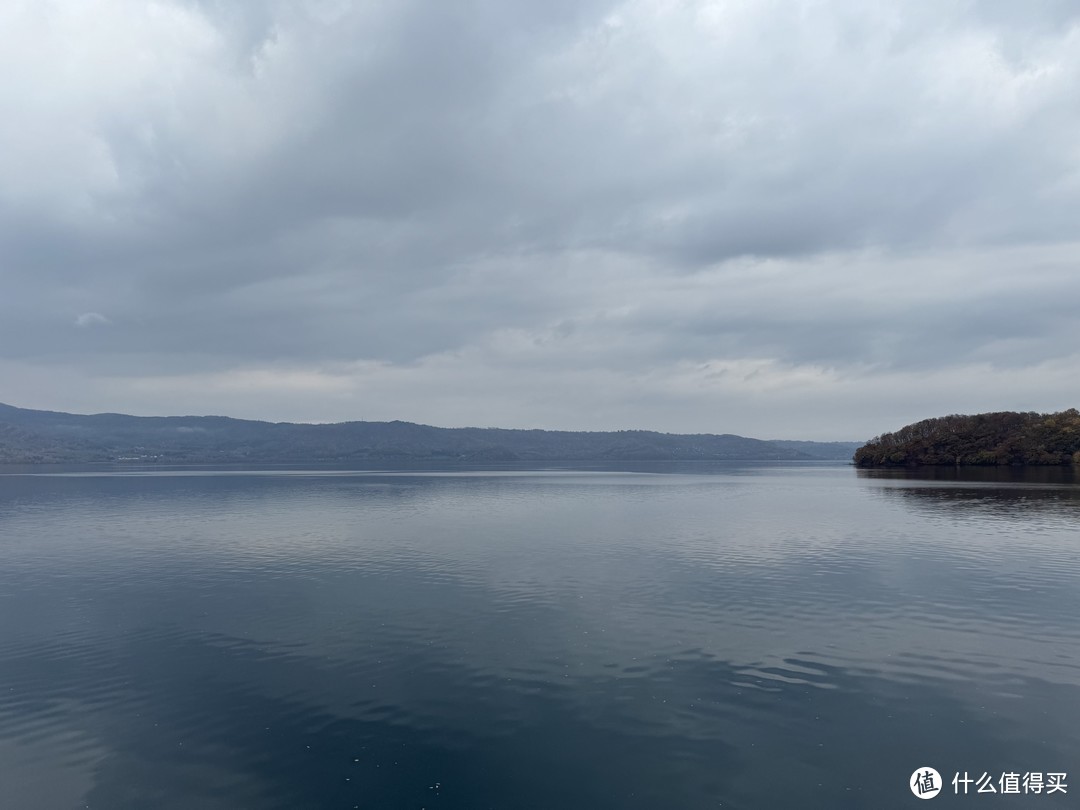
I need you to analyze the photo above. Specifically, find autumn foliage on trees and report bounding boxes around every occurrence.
[854,410,1080,466]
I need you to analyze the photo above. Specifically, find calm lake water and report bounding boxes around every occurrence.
[1,462,1077,809]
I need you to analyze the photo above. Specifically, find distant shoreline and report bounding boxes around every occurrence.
[0,402,861,465]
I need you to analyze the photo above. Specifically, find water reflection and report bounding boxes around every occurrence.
[1,464,1078,808]
[858,465,1080,486]
[4,620,1075,810]
[857,465,1080,524]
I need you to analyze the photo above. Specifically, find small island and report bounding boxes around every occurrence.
[854,409,1080,467]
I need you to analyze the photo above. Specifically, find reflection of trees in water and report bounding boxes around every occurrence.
[857,466,1080,519]
[858,465,1080,486]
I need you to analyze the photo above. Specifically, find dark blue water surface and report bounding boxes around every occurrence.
[1,462,1077,809]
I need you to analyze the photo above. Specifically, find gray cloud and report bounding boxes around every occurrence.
[1,0,1079,438]
[74,312,111,328]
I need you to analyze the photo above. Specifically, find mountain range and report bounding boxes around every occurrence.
[0,402,860,464]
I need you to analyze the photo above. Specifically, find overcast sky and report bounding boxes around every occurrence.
[2,0,1079,440]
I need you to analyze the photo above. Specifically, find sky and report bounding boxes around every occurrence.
[2,0,1079,440]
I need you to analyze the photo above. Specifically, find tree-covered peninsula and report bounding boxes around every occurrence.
[854,410,1080,467]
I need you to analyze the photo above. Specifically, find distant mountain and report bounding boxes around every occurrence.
[855,410,1080,466]
[0,402,851,464]
[766,440,863,461]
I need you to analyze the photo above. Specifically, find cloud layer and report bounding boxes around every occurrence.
[3,0,1079,439]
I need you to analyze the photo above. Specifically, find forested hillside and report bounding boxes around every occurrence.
[0,403,847,464]
[854,410,1080,466]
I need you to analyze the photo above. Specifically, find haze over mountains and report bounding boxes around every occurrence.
[0,403,858,464]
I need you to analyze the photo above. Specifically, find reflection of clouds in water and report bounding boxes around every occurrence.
[0,737,101,810]
[5,467,1079,681]
[3,467,1080,807]
[2,625,1076,810]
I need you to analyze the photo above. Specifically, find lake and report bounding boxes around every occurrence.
[1,462,1077,808]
